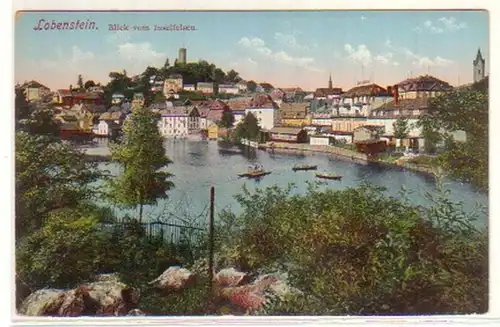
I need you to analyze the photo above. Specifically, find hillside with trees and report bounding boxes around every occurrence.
[101,60,244,107]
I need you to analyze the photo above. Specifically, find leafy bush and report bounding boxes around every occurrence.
[215,182,488,315]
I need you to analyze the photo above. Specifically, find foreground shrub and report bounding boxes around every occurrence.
[216,182,488,315]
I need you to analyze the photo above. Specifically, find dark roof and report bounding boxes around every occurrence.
[397,75,453,92]
[258,83,274,92]
[315,88,343,97]
[160,106,196,117]
[343,84,389,97]
[99,111,125,121]
[22,80,49,90]
[59,123,79,130]
[248,94,277,108]
[269,127,305,135]
[354,125,385,132]
[372,97,430,112]
[474,48,485,65]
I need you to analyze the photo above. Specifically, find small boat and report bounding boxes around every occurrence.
[315,173,343,180]
[238,165,271,179]
[238,170,272,178]
[292,164,318,172]
[219,148,243,155]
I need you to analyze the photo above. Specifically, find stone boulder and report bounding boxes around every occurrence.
[18,277,140,317]
[149,266,196,292]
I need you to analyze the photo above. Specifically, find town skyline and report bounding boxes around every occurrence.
[15,10,488,91]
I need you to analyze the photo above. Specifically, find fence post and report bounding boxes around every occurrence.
[208,186,215,289]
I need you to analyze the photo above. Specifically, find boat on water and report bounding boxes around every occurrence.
[219,148,244,155]
[292,164,318,172]
[238,165,272,179]
[315,173,343,180]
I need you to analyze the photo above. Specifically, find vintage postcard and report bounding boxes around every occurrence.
[13,9,489,319]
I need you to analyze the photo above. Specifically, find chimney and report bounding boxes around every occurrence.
[393,84,399,105]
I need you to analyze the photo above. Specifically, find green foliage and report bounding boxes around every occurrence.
[15,89,60,137]
[393,117,409,140]
[419,87,488,191]
[247,80,257,92]
[16,205,107,290]
[15,132,101,238]
[84,80,96,90]
[216,182,487,314]
[107,106,174,221]
[77,74,84,90]
[233,112,261,142]
[220,111,235,129]
[226,69,242,84]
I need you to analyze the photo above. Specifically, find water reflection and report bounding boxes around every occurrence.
[90,139,488,228]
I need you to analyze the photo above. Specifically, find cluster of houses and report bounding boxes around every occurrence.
[17,49,486,151]
[16,74,466,150]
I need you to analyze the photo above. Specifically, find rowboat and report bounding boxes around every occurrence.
[219,148,243,155]
[238,165,271,179]
[292,164,318,172]
[238,170,272,178]
[315,173,343,180]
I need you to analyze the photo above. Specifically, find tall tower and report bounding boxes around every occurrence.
[473,48,486,83]
[328,73,333,89]
[178,48,187,64]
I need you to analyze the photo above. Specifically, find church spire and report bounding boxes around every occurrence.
[328,73,333,89]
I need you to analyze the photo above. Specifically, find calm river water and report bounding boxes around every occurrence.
[88,139,488,229]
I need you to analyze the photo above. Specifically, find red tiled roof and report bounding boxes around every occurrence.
[198,107,210,117]
[210,99,230,111]
[248,94,277,108]
[57,89,72,96]
[207,109,224,121]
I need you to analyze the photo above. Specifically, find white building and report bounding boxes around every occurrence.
[232,110,246,127]
[218,84,240,94]
[197,107,210,130]
[158,106,200,138]
[95,120,120,136]
[236,81,248,93]
[244,108,277,131]
[336,83,393,117]
[310,135,330,146]
[183,84,196,91]
[197,82,214,94]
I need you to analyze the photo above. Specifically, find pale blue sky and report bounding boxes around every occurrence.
[15,10,489,90]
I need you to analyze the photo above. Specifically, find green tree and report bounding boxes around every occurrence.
[226,69,242,84]
[233,112,261,142]
[77,74,84,90]
[418,86,488,191]
[84,80,96,90]
[16,206,109,290]
[393,117,410,150]
[247,80,257,92]
[107,107,175,222]
[15,89,60,137]
[215,182,487,315]
[15,132,101,238]
[220,111,235,129]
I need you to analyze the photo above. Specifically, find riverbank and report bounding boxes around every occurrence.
[260,142,369,164]
[260,142,438,177]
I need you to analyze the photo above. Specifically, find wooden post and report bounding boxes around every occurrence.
[208,186,215,289]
